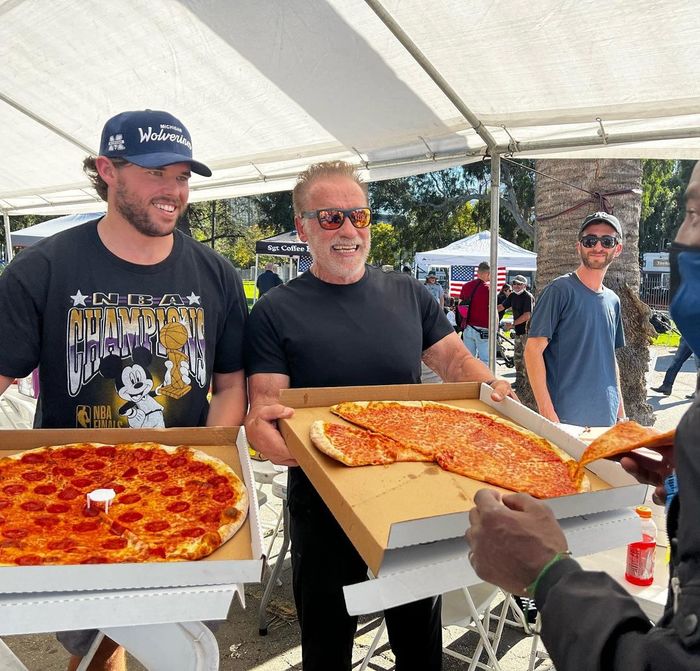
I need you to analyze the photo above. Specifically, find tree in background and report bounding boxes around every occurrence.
[250,191,293,233]
[369,160,535,267]
[639,160,694,254]
[532,158,653,425]
[368,221,401,267]
[230,223,276,269]
[186,198,261,262]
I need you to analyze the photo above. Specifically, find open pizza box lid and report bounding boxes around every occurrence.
[0,427,264,595]
[279,382,648,615]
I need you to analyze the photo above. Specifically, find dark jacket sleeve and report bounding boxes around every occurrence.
[535,558,655,670]
[534,400,700,670]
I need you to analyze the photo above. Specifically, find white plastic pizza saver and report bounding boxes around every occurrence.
[86,488,116,513]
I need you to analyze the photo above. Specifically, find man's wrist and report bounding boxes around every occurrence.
[525,551,572,596]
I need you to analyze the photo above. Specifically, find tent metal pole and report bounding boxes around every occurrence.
[3,212,12,262]
[0,92,96,155]
[6,123,700,216]
[362,0,497,149]
[253,255,259,304]
[488,155,500,373]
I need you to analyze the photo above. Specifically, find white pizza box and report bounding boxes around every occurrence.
[0,583,242,635]
[0,427,264,594]
[279,382,647,579]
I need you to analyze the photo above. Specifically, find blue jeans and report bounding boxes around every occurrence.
[661,338,696,389]
[463,325,490,364]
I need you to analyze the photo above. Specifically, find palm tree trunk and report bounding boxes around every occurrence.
[521,159,653,425]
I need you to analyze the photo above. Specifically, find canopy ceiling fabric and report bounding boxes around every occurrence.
[415,230,537,269]
[2,1,700,215]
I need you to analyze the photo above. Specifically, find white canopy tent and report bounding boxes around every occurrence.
[3,0,700,367]
[9,213,104,248]
[415,231,536,271]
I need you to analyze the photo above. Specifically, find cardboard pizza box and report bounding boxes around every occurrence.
[279,382,647,591]
[0,427,264,594]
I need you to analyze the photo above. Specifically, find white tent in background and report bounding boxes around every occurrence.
[415,230,536,271]
[10,213,104,248]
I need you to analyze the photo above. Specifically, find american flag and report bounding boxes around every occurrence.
[298,255,313,272]
[449,266,507,297]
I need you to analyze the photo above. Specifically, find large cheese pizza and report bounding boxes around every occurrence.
[311,402,675,500]
[0,442,248,566]
[310,401,588,499]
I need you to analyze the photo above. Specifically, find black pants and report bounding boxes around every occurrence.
[288,468,442,671]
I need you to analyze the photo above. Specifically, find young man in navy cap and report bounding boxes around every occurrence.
[525,211,625,427]
[0,110,248,670]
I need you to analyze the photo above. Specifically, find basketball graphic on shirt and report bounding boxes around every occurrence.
[160,321,189,350]
[158,322,192,400]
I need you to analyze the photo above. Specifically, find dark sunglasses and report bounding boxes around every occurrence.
[579,234,619,249]
[302,207,372,230]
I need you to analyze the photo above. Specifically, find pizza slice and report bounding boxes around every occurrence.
[578,422,676,470]
[330,401,436,456]
[434,444,588,499]
[310,420,402,466]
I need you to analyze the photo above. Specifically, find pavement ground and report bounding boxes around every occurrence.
[2,344,697,671]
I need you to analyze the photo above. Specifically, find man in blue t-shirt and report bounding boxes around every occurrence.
[424,270,445,307]
[525,212,625,427]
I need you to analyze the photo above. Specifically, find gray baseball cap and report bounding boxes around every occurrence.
[579,211,622,239]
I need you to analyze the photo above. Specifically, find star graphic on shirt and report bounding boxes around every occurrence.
[186,292,201,305]
[70,290,88,307]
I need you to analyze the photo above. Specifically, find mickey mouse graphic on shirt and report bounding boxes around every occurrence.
[99,346,191,428]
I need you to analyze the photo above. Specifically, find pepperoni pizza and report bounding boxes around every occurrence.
[0,442,248,566]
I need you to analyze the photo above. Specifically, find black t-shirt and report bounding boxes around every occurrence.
[0,220,247,428]
[244,265,453,387]
[501,290,534,335]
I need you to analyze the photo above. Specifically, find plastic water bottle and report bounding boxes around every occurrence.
[625,506,657,586]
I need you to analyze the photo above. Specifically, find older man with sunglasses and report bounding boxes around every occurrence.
[525,211,625,427]
[244,160,514,671]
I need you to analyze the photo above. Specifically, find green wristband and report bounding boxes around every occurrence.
[525,551,572,597]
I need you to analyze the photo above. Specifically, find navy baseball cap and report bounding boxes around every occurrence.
[580,211,623,239]
[99,110,212,176]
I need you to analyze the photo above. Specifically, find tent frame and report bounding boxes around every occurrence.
[4,1,698,369]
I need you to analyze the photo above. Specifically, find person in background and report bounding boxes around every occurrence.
[525,212,625,427]
[424,270,445,308]
[650,335,698,399]
[244,160,514,671]
[499,275,534,397]
[458,261,491,364]
[0,109,248,671]
[445,297,458,333]
[256,262,283,296]
[497,283,512,310]
[402,265,413,274]
[466,162,700,671]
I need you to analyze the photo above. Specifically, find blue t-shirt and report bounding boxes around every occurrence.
[528,272,625,427]
[424,281,444,304]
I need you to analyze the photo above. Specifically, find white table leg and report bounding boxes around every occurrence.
[0,639,28,671]
[101,622,219,671]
